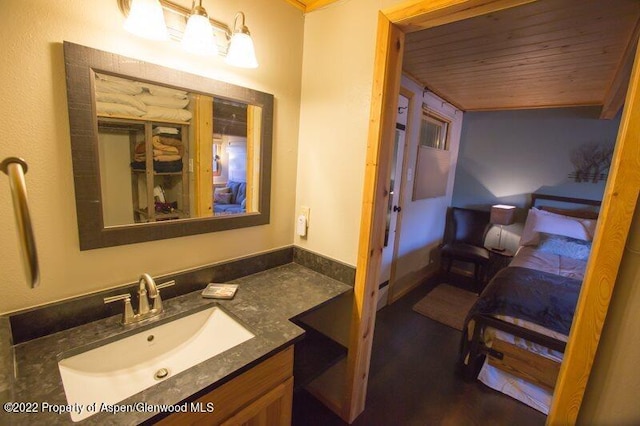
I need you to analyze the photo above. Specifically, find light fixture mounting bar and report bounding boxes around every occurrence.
[117,0,231,36]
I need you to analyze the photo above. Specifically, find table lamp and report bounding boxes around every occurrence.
[490,204,516,251]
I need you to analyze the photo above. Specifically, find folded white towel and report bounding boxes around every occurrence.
[96,101,146,117]
[153,126,180,135]
[94,76,142,95]
[136,93,190,109]
[143,106,192,122]
[96,92,147,112]
[137,82,188,99]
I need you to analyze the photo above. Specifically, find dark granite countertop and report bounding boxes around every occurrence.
[0,263,352,425]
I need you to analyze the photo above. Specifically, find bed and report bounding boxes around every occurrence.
[460,194,601,414]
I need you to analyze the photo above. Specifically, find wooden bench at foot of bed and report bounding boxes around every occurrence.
[488,339,561,392]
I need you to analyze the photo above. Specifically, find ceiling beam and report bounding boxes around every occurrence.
[305,0,342,12]
[384,0,538,33]
[281,0,306,12]
[601,18,640,119]
[281,0,342,13]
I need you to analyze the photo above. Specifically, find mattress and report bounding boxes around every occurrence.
[476,246,587,414]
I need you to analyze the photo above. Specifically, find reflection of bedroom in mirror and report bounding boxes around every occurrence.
[95,74,262,226]
[64,41,273,250]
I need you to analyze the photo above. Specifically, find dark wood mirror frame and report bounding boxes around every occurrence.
[63,41,273,250]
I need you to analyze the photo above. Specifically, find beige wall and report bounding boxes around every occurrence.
[0,0,304,314]
[294,0,400,266]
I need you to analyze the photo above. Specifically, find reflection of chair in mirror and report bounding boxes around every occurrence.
[440,207,490,291]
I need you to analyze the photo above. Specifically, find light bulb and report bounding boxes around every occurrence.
[123,0,168,41]
[226,32,258,68]
[181,11,217,56]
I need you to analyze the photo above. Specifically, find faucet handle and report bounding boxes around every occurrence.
[152,280,175,312]
[157,280,175,290]
[104,293,131,304]
[104,293,135,324]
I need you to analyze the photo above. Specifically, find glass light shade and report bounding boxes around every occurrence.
[123,0,168,41]
[181,14,217,56]
[226,33,258,68]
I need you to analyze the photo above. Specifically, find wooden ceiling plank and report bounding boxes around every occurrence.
[427,78,604,98]
[429,73,611,93]
[405,13,636,60]
[405,36,626,70]
[404,0,636,49]
[465,101,603,111]
[418,56,618,82]
[407,42,624,78]
[386,0,539,33]
[601,17,640,119]
[400,0,640,112]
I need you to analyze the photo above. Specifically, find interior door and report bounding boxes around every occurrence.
[378,94,409,308]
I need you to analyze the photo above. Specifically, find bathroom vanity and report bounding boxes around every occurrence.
[1,263,351,425]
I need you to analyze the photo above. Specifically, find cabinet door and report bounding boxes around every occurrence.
[157,346,293,426]
[220,377,293,426]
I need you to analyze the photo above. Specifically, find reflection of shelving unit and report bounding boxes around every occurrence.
[97,115,190,223]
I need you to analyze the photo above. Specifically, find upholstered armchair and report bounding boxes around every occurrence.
[440,207,491,291]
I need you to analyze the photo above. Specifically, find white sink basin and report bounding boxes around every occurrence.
[58,305,254,422]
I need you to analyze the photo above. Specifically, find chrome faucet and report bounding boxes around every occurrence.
[138,273,158,315]
[104,274,175,325]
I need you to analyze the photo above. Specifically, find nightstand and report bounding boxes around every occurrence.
[485,248,515,282]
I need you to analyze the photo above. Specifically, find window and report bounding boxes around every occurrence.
[413,109,451,200]
[419,112,449,150]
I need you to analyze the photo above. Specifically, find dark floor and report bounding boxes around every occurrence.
[292,272,546,426]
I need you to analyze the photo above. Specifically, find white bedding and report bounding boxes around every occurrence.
[476,246,587,414]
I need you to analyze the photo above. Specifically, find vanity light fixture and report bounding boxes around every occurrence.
[123,0,169,41]
[181,0,217,56]
[225,12,258,69]
[117,0,258,67]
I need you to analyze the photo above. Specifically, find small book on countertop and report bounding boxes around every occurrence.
[201,283,238,299]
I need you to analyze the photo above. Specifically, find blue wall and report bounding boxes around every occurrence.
[451,107,621,210]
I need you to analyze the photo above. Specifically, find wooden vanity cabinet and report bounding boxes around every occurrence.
[157,345,294,426]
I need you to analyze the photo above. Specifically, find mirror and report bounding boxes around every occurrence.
[64,42,273,250]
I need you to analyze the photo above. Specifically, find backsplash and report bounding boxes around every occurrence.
[8,246,355,344]
[294,247,356,285]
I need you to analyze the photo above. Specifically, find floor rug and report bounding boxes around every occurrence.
[412,284,478,331]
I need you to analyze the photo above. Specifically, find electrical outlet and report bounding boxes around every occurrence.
[301,206,310,226]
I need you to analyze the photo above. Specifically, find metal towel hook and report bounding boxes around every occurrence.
[1,157,40,288]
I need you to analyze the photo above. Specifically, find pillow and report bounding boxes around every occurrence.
[94,76,143,95]
[135,93,190,109]
[139,82,188,99]
[96,92,147,112]
[96,101,146,117]
[214,187,231,194]
[214,192,232,204]
[142,106,192,122]
[533,213,590,241]
[537,232,592,261]
[520,208,596,246]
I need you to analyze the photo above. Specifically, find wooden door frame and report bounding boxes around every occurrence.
[345,0,640,424]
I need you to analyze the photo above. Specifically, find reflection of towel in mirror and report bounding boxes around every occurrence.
[152,137,182,156]
[134,136,184,162]
[154,154,182,162]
